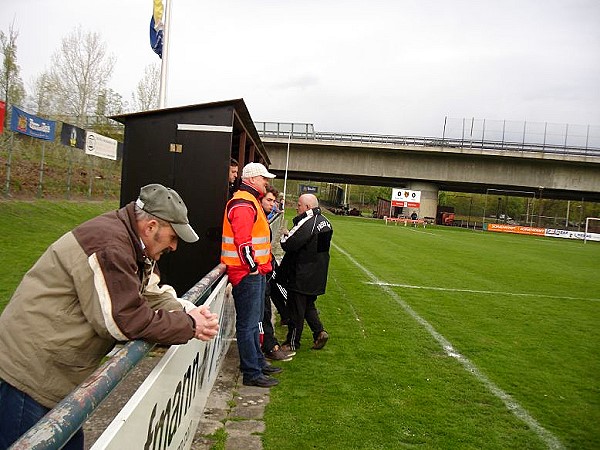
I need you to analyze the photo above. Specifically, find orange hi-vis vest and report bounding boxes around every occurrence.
[221,190,271,267]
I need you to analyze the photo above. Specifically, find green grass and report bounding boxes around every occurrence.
[0,200,118,310]
[265,215,600,449]
[1,203,598,449]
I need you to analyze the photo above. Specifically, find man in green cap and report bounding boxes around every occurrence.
[0,183,219,450]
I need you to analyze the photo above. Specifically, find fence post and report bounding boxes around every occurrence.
[66,147,73,199]
[37,142,46,198]
[4,133,14,196]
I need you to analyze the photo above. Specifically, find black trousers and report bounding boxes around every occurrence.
[285,291,324,349]
[261,279,279,352]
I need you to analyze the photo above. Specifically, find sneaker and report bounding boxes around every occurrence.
[280,343,296,353]
[262,364,283,375]
[265,345,294,361]
[312,331,329,350]
[243,375,279,388]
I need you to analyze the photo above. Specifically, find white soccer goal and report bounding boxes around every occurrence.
[584,217,600,244]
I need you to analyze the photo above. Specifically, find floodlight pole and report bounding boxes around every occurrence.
[282,129,291,218]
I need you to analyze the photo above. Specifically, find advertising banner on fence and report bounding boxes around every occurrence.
[91,276,236,450]
[391,188,421,208]
[486,224,600,241]
[300,184,319,194]
[60,123,86,150]
[545,228,600,242]
[486,224,546,236]
[86,131,118,160]
[0,100,5,134]
[10,105,56,140]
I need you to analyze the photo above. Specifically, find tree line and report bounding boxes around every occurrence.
[1,22,160,129]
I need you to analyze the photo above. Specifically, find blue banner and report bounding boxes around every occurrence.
[10,106,56,141]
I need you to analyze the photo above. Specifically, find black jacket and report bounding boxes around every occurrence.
[279,207,333,296]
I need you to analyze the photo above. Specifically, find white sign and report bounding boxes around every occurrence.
[91,277,236,450]
[85,131,118,160]
[545,229,600,242]
[391,188,421,208]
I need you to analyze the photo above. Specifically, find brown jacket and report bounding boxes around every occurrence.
[0,203,195,408]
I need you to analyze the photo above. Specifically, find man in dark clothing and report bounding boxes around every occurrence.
[260,186,294,362]
[279,194,333,351]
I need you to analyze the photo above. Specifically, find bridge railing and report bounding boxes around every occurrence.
[254,122,600,158]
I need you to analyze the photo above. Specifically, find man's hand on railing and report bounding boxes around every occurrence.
[188,305,220,341]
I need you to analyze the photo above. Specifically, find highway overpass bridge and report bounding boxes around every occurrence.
[256,122,600,218]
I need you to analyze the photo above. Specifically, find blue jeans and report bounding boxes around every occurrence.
[0,380,84,450]
[232,274,266,382]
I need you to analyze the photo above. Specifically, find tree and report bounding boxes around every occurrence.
[96,87,126,117]
[131,63,160,112]
[0,21,26,127]
[28,71,55,116]
[48,26,115,125]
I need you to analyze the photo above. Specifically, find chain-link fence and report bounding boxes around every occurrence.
[443,117,600,152]
[1,132,121,200]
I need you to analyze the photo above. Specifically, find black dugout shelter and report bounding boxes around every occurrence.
[112,99,270,295]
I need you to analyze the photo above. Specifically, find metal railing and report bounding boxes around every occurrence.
[254,121,600,158]
[10,264,226,450]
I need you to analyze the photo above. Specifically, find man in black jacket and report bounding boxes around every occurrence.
[279,194,333,351]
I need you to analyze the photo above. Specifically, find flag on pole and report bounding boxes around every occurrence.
[150,0,164,58]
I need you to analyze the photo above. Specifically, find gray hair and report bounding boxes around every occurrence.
[134,204,170,227]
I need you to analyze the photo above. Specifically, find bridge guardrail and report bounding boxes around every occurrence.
[255,122,600,158]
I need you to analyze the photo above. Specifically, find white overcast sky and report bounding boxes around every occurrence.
[3,0,600,137]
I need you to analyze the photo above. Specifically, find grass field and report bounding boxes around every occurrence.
[265,214,600,449]
[1,202,598,449]
[0,200,119,310]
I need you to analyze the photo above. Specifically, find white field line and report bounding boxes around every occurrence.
[333,242,565,450]
[366,282,600,302]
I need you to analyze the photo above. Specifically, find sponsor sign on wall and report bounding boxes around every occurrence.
[91,277,236,450]
[60,123,86,150]
[86,131,118,160]
[486,224,546,236]
[10,105,56,140]
[487,224,600,241]
[391,188,421,208]
[299,184,319,194]
[0,100,5,134]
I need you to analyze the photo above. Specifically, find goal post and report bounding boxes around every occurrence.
[482,188,537,228]
[584,217,600,244]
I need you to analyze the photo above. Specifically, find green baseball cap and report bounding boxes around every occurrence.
[136,184,199,243]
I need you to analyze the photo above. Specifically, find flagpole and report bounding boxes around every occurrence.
[158,0,172,108]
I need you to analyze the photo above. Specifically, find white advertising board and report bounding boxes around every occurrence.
[85,131,118,160]
[391,188,421,208]
[545,228,600,242]
[91,277,235,450]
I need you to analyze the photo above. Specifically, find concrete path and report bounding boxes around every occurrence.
[83,342,269,450]
[191,343,270,450]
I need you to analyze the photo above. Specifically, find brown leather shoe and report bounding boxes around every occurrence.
[265,345,294,361]
[312,331,329,349]
[280,343,296,353]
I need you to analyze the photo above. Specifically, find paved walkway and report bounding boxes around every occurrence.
[83,342,269,450]
[191,342,270,450]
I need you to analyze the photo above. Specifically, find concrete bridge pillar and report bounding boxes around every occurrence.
[409,182,439,220]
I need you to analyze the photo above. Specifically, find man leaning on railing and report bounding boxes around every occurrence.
[0,183,220,450]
